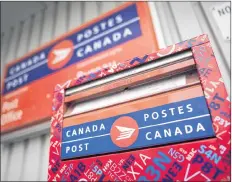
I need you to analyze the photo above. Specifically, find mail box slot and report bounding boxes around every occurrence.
[48,35,230,181]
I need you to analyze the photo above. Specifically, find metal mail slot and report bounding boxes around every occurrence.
[61,50,215,160]
[65,50,193,98]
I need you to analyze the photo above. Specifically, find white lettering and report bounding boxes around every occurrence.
[197,123,205,132]
[164,129,171,137]
[76,28,133,58]
[185,125,193,134]
[66,123,106,137]
[175,127,183,135]
[144,114,149,121]
[146,132,152,140]
[154,131,162,139]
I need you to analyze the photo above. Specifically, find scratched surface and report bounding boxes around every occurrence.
[48,34,231,181]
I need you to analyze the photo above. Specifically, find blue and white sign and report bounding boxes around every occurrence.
[61,96,215,160]
[3,4,141,94]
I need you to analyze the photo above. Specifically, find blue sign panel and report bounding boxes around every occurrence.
[3,4,141,94]
[61,96,215,160]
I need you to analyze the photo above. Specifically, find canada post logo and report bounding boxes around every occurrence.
[110,116,139,148]
[61,96,215,160]
[47,40,74,70]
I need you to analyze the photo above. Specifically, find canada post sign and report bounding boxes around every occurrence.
[61,96,215,160]
[1,2,158,132]
[4,4,140,94]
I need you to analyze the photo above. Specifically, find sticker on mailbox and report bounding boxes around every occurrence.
[61,96,215,160]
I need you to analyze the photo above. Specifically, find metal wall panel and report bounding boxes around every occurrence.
[40,134,50,181]
[1,144,11,181]
[1,33,5,60]
[1,32,12,67]
[4,24,21,64]
[100,2,117,14]
[28,12,43,51]
[1,2,230,181]
[7,142,25,181]
[154,2,181,46]
[1,23,21,182]
[1,33,6,78]
[68,2,82,30]
[40,3,56,45]
[170,2,203,40]
[83,2,99,22]
[21,137,42,181]
[147,2,166,48]
[54,2,68,38]
[16,18,32,58]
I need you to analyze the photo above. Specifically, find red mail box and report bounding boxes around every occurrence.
[48,34,230,181]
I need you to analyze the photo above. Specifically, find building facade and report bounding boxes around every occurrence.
[1,1,230,181]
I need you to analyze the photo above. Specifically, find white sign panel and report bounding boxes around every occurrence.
[211,2,231,41]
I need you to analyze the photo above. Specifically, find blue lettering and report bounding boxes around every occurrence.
[138,152,171,181]
[198,145,207,154]
[212,167,224,179]
[130,55,148,65]
[146,165,160,181]
[153,152,171,170]
[211,153,221,164]
[198,145,221,164]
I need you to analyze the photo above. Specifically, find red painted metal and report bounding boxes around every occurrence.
[48,34,230,181]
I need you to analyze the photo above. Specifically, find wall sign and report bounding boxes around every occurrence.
[211,2,231,40]
[1,2,158,133]
[48,35,231,181]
